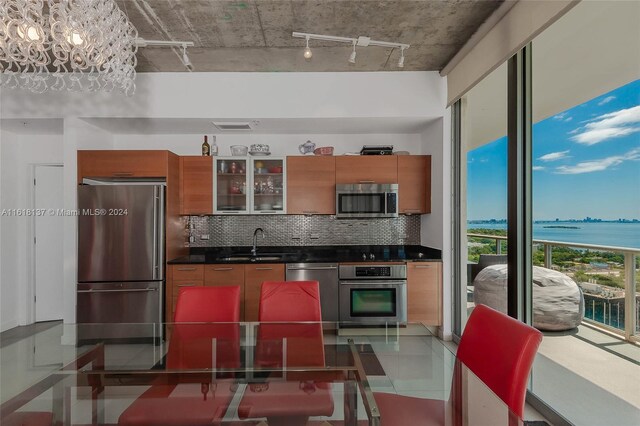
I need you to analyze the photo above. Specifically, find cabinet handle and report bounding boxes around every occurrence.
[303,211,318,215]
[112,172,133,177]
[358,180,375,183]
[177,267,197,271]
[177,283,196,287]
[414,265,432,269]
[213,267,233,271]
[254,267,273,271]
[220,211,240,214]
[259,210,277,213]
[403,209,422,215]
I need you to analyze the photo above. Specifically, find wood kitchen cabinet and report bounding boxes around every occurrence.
[287,156,336,214]
[168,265,204,320]
[406,262,442,326]
[204,264,246,318]
[244,264,285,322]
[180,156,213,215]
[335,156,398,184]
[398,155,431,214]
[77,150,169,183]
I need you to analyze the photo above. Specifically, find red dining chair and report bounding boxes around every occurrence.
[238,281,334,425]
[118,286,241,426]
[373,304,543,425]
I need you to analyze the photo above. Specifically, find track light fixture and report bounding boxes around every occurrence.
[348,41,357,64]
[303,36,312,61]
[293,32,409,67]
[181,44,194,72]
[136,39,195,72]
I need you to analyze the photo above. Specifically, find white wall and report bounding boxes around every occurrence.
[0,130,64,331]
[420,110,453,339]
[113,133,424,156]
[2,72,446,120]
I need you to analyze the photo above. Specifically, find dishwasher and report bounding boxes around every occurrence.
[285,263,339,322]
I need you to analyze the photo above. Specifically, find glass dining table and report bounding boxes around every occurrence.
[1,322,523,426]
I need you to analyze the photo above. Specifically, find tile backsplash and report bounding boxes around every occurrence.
[186,215,421,247]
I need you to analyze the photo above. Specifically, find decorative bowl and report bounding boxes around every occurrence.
[314,146,334,156]
[230,145,248,156]
[268,166,283,173]
[250,144,270,153]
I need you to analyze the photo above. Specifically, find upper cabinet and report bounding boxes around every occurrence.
[335,156,398,184]
[287,156,336,214]
[180,156,213,215]
[77,150,169,183]
[398,155,431,214]
[214,157,286,214]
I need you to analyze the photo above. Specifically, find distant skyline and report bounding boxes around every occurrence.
[467,79,640,221]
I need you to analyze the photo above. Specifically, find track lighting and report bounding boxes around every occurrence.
[348,41,357,64]
[398,47,405,68]
[136,39,195,72]
[303,36,312,61]
[181,44,194,72]
[293,32,409,67]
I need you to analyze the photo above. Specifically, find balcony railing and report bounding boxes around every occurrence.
[467,233,639,342]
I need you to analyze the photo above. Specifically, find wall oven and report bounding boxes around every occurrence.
[339,264,407,325]
[335,183,398,218]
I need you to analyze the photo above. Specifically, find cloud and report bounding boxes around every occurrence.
[553,112,573,122]
[598,96,616,106]
[533,166,545,171]
[555,148,640,174]
[570,105,640,145]
[539,150,570,162]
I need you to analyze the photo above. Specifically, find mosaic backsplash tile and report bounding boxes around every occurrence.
[186,215,421,247]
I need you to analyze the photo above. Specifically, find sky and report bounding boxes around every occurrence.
[467,79,640,221]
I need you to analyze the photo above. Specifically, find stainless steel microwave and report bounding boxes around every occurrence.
[335,184,398,218]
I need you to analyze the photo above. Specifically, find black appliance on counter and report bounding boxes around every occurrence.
[360,145,394,155]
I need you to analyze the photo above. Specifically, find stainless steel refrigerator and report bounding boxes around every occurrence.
[77,182,164,342]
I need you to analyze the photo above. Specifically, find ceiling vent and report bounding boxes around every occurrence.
[211,121,255,131]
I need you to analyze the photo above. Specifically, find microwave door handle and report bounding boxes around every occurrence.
[384,192,388,214]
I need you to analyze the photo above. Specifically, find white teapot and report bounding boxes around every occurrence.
[298,140,316,154]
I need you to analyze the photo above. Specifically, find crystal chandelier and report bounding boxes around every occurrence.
[0,0,138,95]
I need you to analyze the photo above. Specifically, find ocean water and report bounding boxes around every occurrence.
[467,222,640,250]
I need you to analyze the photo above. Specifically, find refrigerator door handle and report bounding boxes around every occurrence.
[153,186,165,281]
[77,288,158,293]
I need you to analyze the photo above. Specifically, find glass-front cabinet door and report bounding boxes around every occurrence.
[252,158,286,214]
[214,157,249,214]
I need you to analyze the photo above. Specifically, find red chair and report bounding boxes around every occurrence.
[238,281,334,425]
[118,286,241,426]
[373,304,543,425]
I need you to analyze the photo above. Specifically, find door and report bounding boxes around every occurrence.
[77,185,163,282]
[34,165,64,322]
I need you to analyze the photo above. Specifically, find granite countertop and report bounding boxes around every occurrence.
[168,245,442,265]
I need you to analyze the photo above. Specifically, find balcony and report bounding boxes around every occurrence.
[467,232,639,342]
[467,233,640,425]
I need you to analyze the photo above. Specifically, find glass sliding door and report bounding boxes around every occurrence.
[456,62,509,336]
[529,1,640,424]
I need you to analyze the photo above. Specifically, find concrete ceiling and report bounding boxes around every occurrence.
[118,0,503,72]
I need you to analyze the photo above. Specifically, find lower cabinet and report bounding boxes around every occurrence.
[204,264,246,318]
[244,264,285,322]
[169,263,285,322]
[169,265,205,320]
[406,262,442,326]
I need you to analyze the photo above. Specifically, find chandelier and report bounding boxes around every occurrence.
[0,0,138,95]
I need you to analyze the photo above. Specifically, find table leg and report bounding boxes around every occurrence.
[52,378,64,426]
[344,371,358,426]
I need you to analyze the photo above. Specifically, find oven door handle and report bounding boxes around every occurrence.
[339,281,406,286]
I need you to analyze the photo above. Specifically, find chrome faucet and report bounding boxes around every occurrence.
[251,228,265,256]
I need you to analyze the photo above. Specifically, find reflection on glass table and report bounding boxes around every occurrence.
[0,322,524,426]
